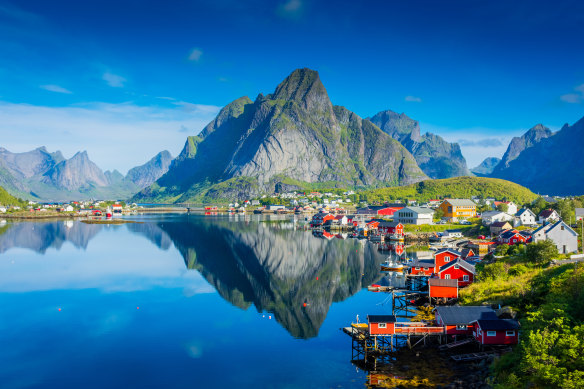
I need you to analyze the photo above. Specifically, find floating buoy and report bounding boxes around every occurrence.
[58,308,61,311]
[316,276,319,280]
[268,315,272,319]
[303,303,307,307]
[137,307,140,310]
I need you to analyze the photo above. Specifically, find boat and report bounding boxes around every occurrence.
[380,258,404,272]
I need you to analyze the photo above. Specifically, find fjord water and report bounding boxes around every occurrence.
[0,214,398,389]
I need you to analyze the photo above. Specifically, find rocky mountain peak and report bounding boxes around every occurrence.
[271,68,331,111]
[495,124,552,171]
[368,109,421,143]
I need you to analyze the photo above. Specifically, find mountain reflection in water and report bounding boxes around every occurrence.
[0,215,387,339]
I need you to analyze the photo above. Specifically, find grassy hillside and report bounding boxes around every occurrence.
[0,185,25,206]
[362,177,538,204]
[460,244,584,388]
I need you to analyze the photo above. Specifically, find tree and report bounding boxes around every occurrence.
[497,203,509,213]
[433,208,444,221]
[525,240,558,263]
[532,197,547,215]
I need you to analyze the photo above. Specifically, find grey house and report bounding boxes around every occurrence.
[533,220,578,254]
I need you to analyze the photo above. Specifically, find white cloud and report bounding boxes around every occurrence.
[40,84,72,94]
[405,95,422,103]
[277,0,303,19]
[188,48,203,62]
[0,101,221,173]
[102,72,126,88]
[560,83,584,104]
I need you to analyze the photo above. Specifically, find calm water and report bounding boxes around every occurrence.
[0,214,410,389]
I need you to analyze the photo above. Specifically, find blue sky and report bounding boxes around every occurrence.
[0,0,583,172]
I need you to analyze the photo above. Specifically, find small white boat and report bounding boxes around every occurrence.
[380,258,404,272]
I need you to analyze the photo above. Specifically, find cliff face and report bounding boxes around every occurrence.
[125,150,173,189]
[490,118,584,195]
[136,68,427,202]
[471,157,501,175]
[368,110,471,179]
[42,151,109,190]
[492,124,552,173]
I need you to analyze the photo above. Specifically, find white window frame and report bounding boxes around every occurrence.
[456,324,467,330]
[487,331,496,337]
[444,256,451,262]
[463,275,469,281]
[454,264,460,269]
[415,267,420,270]
[378,323,387,329]
[444,274,451,279]
[506,330,515,336]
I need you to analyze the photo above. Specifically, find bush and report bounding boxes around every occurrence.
[525,240,558,263]
[508,264,528,276]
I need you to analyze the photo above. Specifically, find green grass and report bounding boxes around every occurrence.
[459,250,584,388]
[0,185,26,207]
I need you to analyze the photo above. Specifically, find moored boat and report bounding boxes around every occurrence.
[380,259,404,272]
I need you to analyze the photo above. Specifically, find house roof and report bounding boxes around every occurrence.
[439,258,476,274]
[408,259,435,268]
[400,206,434,215]
[435,306,497,325]
[474,319,519,330]
[482,210,506,218]
[428,278,458,287]
[460,248,474,257]
[377,221,402,228]
[539,209,558,218]
[443,199,477,207]
[516,208,536,217]
[435,248,462,256]
[546,220,578,236]
[367,315,396,323]
[499,229,520,239]
[491,221,512,228]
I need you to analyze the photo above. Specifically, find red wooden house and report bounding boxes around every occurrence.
[204,206,218,211]
[433,248,462,273]
[310,212,334,227]
[471,319,519,345]
[497,229,528,245]
[367,315,397,335]
[377,221,404,236]
[438,258,475,287]
[356,204,404,217]
[435,306,498,336]
[428,278,458,299]
[408,259,435,276]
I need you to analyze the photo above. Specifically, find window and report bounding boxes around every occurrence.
[456,324,467,330]
[444,256,451,262]
[463,275,469,281]
[454,265,460,269]
[444,274,451,279]
[506,330,515,336]
[487,331,496,337]
[378,323,387,328]
[415,267,420,270]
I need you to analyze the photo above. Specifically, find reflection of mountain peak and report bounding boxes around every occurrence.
[157,216,384,339]
[0,221,101,254]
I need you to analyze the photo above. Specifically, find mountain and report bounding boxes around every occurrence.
[368,110,471,179]
[0,147,172,201]
[135,68,427,203]
[492,124,552,173]
[490,118,584,195]
[0,185,24,206]
[471,157,501,175]
[42,151,109,190]
[125,150,173,188]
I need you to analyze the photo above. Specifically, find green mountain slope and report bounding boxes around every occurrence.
[363,176,538,204]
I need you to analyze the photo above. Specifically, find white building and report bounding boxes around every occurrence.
[481,210,514,226]
[515,208,537,227]
[393,206,434,225]
[538,209,561,224]
[532,220,578,254]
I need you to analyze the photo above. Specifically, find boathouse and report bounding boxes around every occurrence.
[310,212,334,227]
[428,278,458,300]
[435,306,498,336]
[471,319,519,345]
[408,259,435,276]
[367,315,396,335]
[438,258,475,287]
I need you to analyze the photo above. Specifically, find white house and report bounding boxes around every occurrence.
[515,208,537,227]
[65,205,74,212]
[394,206,434,225]
[538,209,561,224]
[481,210,514,226]
[532,220,578,254]
[0,207,6,213]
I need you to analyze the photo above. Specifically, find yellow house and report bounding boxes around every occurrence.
[439,199,477,220]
